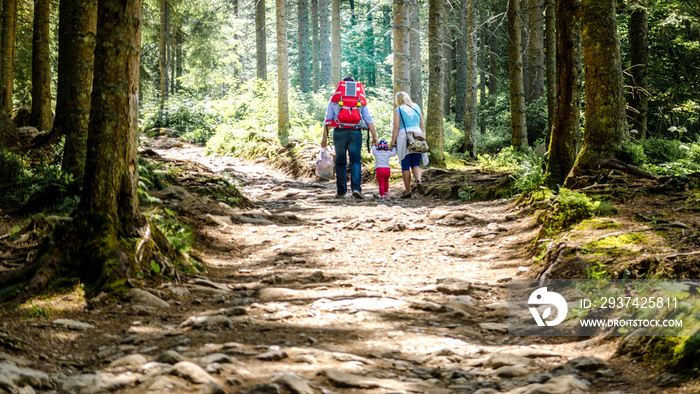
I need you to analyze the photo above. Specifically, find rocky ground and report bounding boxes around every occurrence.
[0,136,698,393]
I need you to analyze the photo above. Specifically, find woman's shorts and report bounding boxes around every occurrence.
[401,153,422,171]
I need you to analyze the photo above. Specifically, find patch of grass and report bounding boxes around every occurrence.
[574,218,622,231]
[585,259,610,279]
[592,232,650,249]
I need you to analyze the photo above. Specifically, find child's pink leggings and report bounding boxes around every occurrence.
[376,167,391,196]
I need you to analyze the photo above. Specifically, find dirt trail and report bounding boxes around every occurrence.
[0,137,686,393]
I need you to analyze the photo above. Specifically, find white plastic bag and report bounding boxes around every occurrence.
[315,148,334,179]
[421,152,429,166]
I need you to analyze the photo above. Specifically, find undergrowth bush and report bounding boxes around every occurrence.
[477,146,546,195]
[540,188,601,235]
[0,150,25,202]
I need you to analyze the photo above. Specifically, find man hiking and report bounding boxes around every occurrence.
[321,76,378,199]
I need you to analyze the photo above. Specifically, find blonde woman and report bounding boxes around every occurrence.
[390,91,425,198]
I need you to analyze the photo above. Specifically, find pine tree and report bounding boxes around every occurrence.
[276,0,290,143]
[1,0,17,113]
[427,0,445,167]
[298,0,311,92]
[256,0,267,80]
[393,0,411,95]
[547,0,582,185]
[30,0,52,131]
[509,0,528,149]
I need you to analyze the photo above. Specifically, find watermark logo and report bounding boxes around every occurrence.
[528,287,568,326]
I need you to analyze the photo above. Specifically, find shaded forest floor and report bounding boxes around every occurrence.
[0,134,699,393]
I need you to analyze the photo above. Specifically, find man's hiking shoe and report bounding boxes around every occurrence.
[400,192,412,199]
[334,194,346,199]
[352,190,364,199]
[416,181,425,195]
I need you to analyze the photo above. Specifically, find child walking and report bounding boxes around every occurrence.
[371,140,397,200]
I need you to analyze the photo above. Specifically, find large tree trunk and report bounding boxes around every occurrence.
[564,0,630,187]
[427,0,445,167]
[82,0,141,225]
[545,0,556,140]
[311,0,320,91]
[298,0,311,92]
[461,0,478,158]
[56,0,97,178]
[330,0,340,84]
[628,0,649,139]
[409,0,422,109]
[527,0,545,103]
[319,0,331,86]
[71,0,143,296]
[276,0,290,144]
[1,0,17,113]
[547,0,582,186]
[30,0,52,132]
[159,0,169,108]
[508,0,528,149]
[393,0,411,95]
[256,0,267,80]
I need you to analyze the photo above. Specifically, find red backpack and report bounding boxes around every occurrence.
[325,81,368,129]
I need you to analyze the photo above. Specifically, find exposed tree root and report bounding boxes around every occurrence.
[0,214,190,303]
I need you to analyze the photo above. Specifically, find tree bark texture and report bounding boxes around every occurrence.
[527,0,545,103]
[454,2,467,126]
[330,0,340,84]
[30,0,52,132]
[159,0,169,104]
[462,0,478,158]
[393,0,411,96]
[298,0,311,92]
[564,0,630,186]
[508,0,528,149]
[1,0,17,113]
[319,0,331,85]
[628,0,648,139]
[311,0,320,91]
[256,0,267,80]
[409,0,422,110]
[276,0,290,143]
[547,0,582,186]
[545,0,556,139]
[81,0,142,227]
[442,15,453,117]
[56,0,97,178]
[427,0,445,167]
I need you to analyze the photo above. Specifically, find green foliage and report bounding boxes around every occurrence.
[147,208,193,255]
[474,94,512,154]
[477,146,546,195]
[639,137,685,165]
[0,150,25,201]
[541,189,601,234]
[617,141,648,166]
[585,260,609,280]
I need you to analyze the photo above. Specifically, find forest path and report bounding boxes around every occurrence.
[133,137,662,394]
[2,137,674,393]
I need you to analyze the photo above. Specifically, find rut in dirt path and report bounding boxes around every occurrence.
[134,137,656,393]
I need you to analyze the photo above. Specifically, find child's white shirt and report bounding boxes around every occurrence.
[371,146,397,168]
